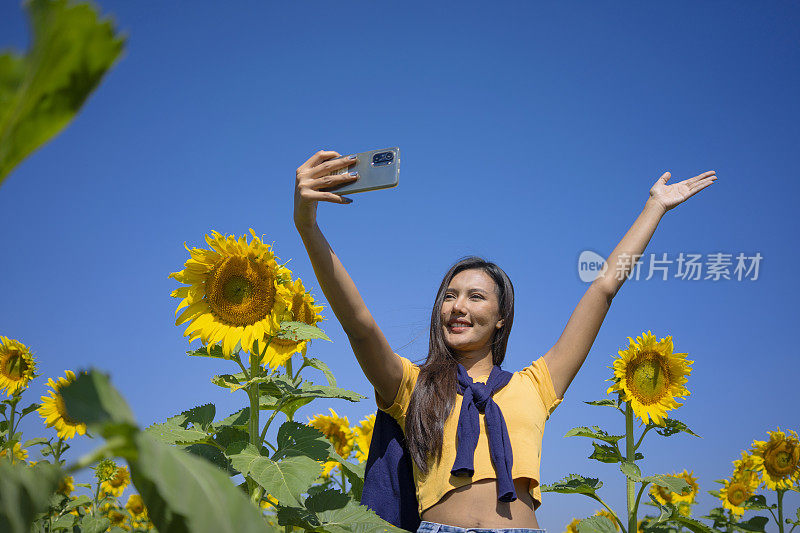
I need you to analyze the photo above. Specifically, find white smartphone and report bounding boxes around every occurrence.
[322,147,400,195]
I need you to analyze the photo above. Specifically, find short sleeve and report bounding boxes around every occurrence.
[374,355,419,423]
[519,356,562,420]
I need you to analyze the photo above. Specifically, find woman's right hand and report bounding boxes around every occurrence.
[294,150,359,231]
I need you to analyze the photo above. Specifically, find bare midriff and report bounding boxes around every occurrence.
[420,477,540,529]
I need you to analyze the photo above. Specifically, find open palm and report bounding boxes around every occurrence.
[649,170,717,212]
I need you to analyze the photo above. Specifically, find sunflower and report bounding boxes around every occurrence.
[564,517,580,533]
[38,371,87,440]
[105,508,129,530]
[58,475,75,497]
[670,470,699,505]
[0,441,28,462]
[353,413,376,463]
[606,331,693,425]
[593,509,620,531]
[733,449,758,475]
[719,470,759,518]
[318,459,339,480]
[750,428,800,490]
[125,494,148,522]
[260,278,324,368]
[0,336,37,396]
[101,466,131,497]
[170,229,293,358]
[308,408,355,458]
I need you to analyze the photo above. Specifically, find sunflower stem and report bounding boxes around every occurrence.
[6,395,18,443]
[777,488,785,533]
[633,425,652,452]
[588,494,627,533]
[247,350,261,500]
[632,480,650,524]
[625,402,636,533]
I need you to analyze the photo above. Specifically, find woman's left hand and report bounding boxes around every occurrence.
[648,170,717,212]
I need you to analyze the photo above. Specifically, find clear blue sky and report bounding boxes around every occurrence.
[2,1,798,530]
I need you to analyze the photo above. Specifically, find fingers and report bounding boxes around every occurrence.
[300,189,352,205]
[297,150,340,172]
[308,154,358,179]
[309,172,359,191]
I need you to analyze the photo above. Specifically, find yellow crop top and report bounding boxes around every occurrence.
[374,355,562,516]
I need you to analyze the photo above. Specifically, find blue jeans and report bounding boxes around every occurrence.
[416,520,546,533]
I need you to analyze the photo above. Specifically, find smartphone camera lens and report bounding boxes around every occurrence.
[372,151,394,166]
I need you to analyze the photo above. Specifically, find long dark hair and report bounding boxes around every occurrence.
[404,256,515,473]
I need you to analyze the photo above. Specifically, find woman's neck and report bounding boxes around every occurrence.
[455,347,495,379]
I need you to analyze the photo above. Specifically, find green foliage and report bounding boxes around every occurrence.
[279,321,332,342]
[577,515,617,533]
[651,417,701,439]
[276,488,407,533]
[131,432,278,533]
[0,0,125,185]
[227,441,323,507]
[565,425,625,445]
[0,461,63,533]
[541,473,603,495]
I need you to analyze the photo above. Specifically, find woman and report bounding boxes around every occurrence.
[293,149,717,533]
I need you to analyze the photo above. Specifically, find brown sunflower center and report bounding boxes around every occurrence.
[2,351,28,381]
[626,351,671,405]
[206,256,275,326]
[128,501,144,515]
[727,482,748,506]
[764,444,797,477]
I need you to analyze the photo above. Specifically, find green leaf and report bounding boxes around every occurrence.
[212,426,250,451]
[51,513,77,530]
[540,473,603,495]
[743,494,776,510]
[167,403,216,431]
[283,488,406,533]
[21,437,48,448]
[58,370,137,461]
[303,357,337,386]
[0,0,125,186]
[226,441,322,507]
[327,449,366,501]
[587,442,632,463]
[278,321,331,342]
[652,418,701,439]
[564,426,624,444]
[584,399,621,409]
[187,344,227,359]
[213,407,250,430]
[211,373,244,390]
[79,515,111,533]
[180,443,234,475]
[18,402,40,417]
[258,376,366,419]
[577,516,618,533]
[145,422,208,445]
[59,369,136,428]
[619,463,690,497]
[273,421,332,461]
[731,516,769,532]
[129,432,270,533]
[0,461,63,533]
[63,494,92,511]
[672,515,718,533]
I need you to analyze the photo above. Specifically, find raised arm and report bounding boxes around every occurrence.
[294,150,403,408]
[543,170,718,399]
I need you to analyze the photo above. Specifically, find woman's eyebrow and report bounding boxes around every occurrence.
[446,287,489,294]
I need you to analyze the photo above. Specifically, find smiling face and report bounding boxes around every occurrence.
[441,268,504,355]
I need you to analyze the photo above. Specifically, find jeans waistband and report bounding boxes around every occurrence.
[416,520,546,533]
